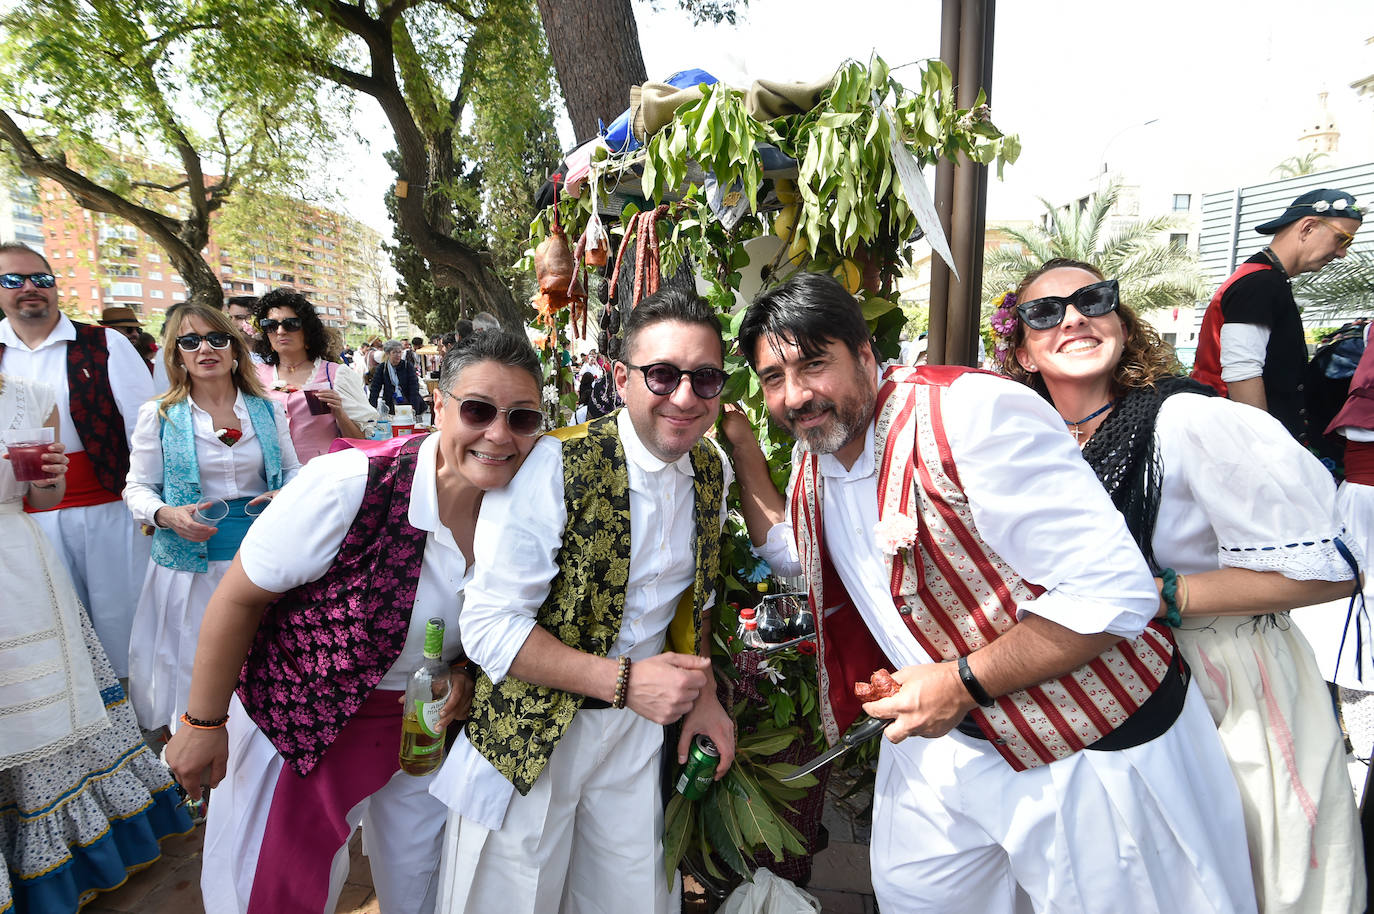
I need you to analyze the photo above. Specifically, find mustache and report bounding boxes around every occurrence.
[785,400,836,422]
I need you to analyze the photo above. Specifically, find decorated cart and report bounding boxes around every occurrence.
[522,56,1017,904]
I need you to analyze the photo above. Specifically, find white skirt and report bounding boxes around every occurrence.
[1292,479,1374,689]
[128,559,233,732]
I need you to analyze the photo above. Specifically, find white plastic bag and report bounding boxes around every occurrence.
[718,868,822,914]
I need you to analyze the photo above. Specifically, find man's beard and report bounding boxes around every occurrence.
[786,393,870,455]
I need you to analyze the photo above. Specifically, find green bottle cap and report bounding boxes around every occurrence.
[422,618,445,659]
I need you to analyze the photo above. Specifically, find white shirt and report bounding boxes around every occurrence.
[123,392,301,526]
[0,314,153,453]
[1219,323,1270,383]
[431,409,734,827]
[261,358,377,431]
[236,433,466,689]
[754,372,1160,672]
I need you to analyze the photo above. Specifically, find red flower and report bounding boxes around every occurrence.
[215,427,243,446]
[797,640,817,656]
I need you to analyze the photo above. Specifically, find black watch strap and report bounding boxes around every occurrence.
[958,655,996,708]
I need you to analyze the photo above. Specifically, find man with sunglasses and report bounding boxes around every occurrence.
[722,271,1256,914]
[1193,188,1363,440]
[431,288,736,914]
[0,242,154,678]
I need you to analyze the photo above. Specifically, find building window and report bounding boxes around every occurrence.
[109,282,143,297]
[1169,233,1189,251]
[147,252,160,262]
[148,271,162,281]
[91,287,100,299]
[150,289,164,299]
[1172,194,1191,212]
[172,291,186,301]
[171,273,183,284]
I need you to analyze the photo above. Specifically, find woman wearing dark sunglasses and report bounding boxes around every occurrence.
[1001,258,1363,912]
[252,288,374,462]
[164,330,545,914]
[124,304,301,739]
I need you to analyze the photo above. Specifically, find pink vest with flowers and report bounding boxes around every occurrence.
[794,365,1178,771]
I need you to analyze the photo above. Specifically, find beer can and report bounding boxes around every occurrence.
[674,734,721,800]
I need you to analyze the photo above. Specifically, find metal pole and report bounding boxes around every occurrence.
[927,0,962,366]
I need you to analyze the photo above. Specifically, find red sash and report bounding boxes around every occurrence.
[23,450,121,512]
[1191,262,1273,396]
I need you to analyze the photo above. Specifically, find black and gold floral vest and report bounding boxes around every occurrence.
[466,410,724,795]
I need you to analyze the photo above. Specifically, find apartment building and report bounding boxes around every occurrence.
[5,175,384,332]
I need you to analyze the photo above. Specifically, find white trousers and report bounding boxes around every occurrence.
[436,708,669,914]
[201,697,444,914]
[870,683,1259,914]
[32,500,149,678]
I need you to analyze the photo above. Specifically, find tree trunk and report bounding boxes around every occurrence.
[536,0,647,144]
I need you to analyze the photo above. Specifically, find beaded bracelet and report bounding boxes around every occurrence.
[1159,567,1182,627]
[1176,572,1190,617]
[180,711,229,730]
[611,656,631,710]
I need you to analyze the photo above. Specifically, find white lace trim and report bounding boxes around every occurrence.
[0,714,111,770]
[1218,535,1357,582]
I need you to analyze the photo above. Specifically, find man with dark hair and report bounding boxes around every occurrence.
[1193,188,1363,439]
[724,271,1255,913]
[431,288,737,914]
[0,241,154,678]
[454,319,474,341]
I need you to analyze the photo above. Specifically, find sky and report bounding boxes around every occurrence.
[338,0,1374,232]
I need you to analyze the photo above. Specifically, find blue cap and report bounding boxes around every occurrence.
[1256,188,1364,234]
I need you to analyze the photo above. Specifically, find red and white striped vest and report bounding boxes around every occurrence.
[794,365,1178,771]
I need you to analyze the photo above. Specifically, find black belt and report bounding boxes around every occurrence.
[952,648,1191,751]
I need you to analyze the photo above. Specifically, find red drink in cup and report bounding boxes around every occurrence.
[302,386,332,416]
[7,442,50,482]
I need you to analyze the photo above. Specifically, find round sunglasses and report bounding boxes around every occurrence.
[443,392,544,436]
[1017,279,1120,331]
[628,362,727,399]
[259,317,303,333]
[176,332,234,351]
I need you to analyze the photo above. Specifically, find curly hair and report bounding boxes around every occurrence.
[252,288,335,366]
[1001,258,1181,399]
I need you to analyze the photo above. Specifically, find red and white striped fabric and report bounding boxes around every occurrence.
[795,365,1178,770]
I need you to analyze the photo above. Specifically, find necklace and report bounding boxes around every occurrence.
[1065,399,1117,444]
[281,360,311,374]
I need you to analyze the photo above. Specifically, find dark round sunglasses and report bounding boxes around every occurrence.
[629,362,727,399]
[1017,279,1120,331]
[443,392,544,437]
[176,332,234,351]
[0,272,56,289]
[259,317,303,333]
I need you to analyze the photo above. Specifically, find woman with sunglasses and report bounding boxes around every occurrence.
[124,304,301,737]
[164,331,545,914]
[252,288,373,462]
[1001,258,1363,912]
[0,371,194,913]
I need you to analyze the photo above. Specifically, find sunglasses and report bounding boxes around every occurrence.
[443,392,544,436]
[176,332,234,351]
[259,317,303,333]
[0,272,56,289]
[628,362,727,399]
[1017,279,1120,331]
[1315,220,1357,250]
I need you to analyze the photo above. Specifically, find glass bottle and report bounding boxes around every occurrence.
[754,596,789,644]
[399,618,451,776]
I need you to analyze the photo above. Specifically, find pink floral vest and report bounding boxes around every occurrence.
[236,434,426,776]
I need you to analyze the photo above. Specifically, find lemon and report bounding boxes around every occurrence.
[773,203,800,243]
[833,259,861,294]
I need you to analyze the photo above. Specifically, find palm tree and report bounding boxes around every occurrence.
[1272,150,1329,179]
[1292,251,1374,321]
[982,182,1206,312]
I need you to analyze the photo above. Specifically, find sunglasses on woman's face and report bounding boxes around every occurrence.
[176,332,234,351]
[1017,279,1120,331]
[444,392,545,436]
[259,317,302,333]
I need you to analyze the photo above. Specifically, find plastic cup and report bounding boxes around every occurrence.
[3,427,55,482]
[244,498,269,517]
[302,383,332,416]
[191,498,230,526]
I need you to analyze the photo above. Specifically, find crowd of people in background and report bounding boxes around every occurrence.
[0,185,1370,914]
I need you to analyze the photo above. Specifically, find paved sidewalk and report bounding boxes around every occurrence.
[84,767,876,913]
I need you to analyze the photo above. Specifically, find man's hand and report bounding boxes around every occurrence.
[677,683,736,778]
[165,724,230,793]
[439,668,475,729]
[625,653,710,725]
[861,662,976,744]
